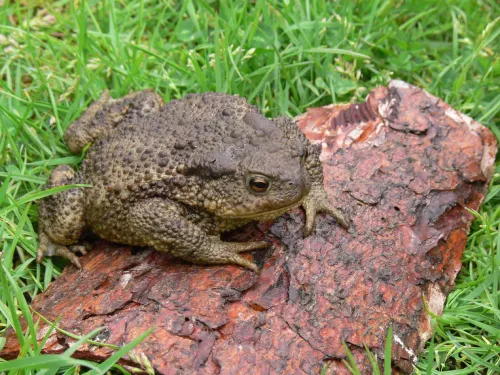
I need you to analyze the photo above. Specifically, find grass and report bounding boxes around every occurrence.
[0,0,499,373]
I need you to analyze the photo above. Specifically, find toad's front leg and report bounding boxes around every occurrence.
[302,184,349,236]
[128,198,268,272]
[272,116,349,235]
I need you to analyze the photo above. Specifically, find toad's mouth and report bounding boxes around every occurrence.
[218,199,304,220]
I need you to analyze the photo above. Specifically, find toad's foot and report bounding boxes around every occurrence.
[36,231,90,269]
[302,185,349,236]
[189,237,269,273]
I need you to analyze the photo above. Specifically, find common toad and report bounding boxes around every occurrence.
[37,91,348,271]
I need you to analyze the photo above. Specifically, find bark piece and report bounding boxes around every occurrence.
[1,80,496,374]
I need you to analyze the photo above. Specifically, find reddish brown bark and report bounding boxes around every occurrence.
[1,81,496,374]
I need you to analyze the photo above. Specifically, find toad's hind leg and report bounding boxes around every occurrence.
[128,198,268,272]
[37,165,87,268]
[64,90,164,154]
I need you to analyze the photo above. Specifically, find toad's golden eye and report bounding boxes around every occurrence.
[247,176,271,193]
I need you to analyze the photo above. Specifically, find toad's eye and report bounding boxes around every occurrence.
[247,176,271,194]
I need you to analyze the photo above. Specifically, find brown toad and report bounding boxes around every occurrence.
[37,91,348,272]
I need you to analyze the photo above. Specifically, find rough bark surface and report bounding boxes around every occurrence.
[1,81,497,374]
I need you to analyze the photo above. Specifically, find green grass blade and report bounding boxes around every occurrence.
[383,325,392,375]
[0,355,100,372]
[84,327,154,375]
[425,334,435,375]
[342,342,361,375]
